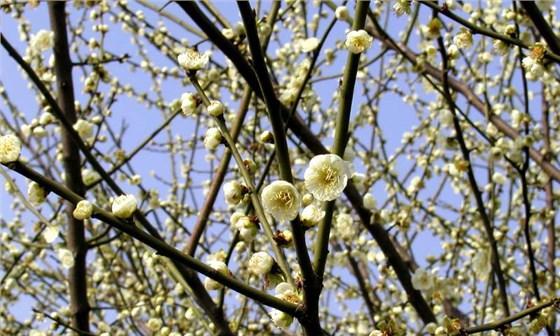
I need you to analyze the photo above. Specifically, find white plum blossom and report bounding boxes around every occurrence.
[261,180,301,222]
[39,112,54,125]
[271,310,293,329]
[453,28,473,49]
[269,282,299,328]
[304,154,352,201]
[146,318,163,332]
[492,172,506,185]
[472,248,492,280]
[207,100,224,117]
[57,248,74,269]
[29,30,54,54]
[73,119,95,142]
[393,0,411,16]
[111,194,137,219]
[334,212,354,241]
[493,39,509,55]
[275,282,301,304]
[407,176,424,194]
[73,200,93,220]
[235,216,258,242]
[28,181,46,205]
[203,260,229,291]
[230,211,245,230]
[363,193,377,210]
[223,180,245,206]
[177,49,210,71]
[43,225,60,243]
[248,251,274,275]
[335,6,349,20]
[299,37,319,52]
[222,28,235,39]
[180,92,198,116]
[411,269,435,291]
[32,126,47,138]
[522,43,546,79]
[203,127,222,151]
[258,130,274,144]
[0,134,22,163]
[345,30,373,54]
[300,203,325,227]
[82,168,100,186]
[522,56,544,78]
[421,18,442,40]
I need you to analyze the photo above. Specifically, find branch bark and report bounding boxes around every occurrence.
[48,3,90,332]
[520,1,560,54]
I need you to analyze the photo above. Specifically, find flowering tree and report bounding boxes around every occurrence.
[1,1,559,335]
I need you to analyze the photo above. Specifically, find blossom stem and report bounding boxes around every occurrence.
[189,74,295,287]
[186,88,252,256]
[314,0,370,287]
[463,297,559,334]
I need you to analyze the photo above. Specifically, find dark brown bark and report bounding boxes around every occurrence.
[48,2,90,333]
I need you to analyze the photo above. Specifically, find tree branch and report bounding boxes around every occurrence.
[48,3,90,332]
[520,1,560,54]
[463,297,559,334]
[436,33,510,316]
[2,160,300,317]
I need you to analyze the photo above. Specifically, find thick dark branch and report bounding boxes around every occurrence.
[48,2,90,332]
[3,161,300,317]
[237,3,319,334]
[520,2,560,54]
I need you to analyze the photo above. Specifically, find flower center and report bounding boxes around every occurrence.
[321,167,338,186]
[274,190,293,208]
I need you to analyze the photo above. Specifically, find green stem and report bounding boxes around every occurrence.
[189,74,295,287]
[314,0,370,288]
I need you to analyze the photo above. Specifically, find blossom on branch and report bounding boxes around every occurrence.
[0,134,21,163]
[261,180,301,222]
[304,154,352,201]
[345,30,373,54]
